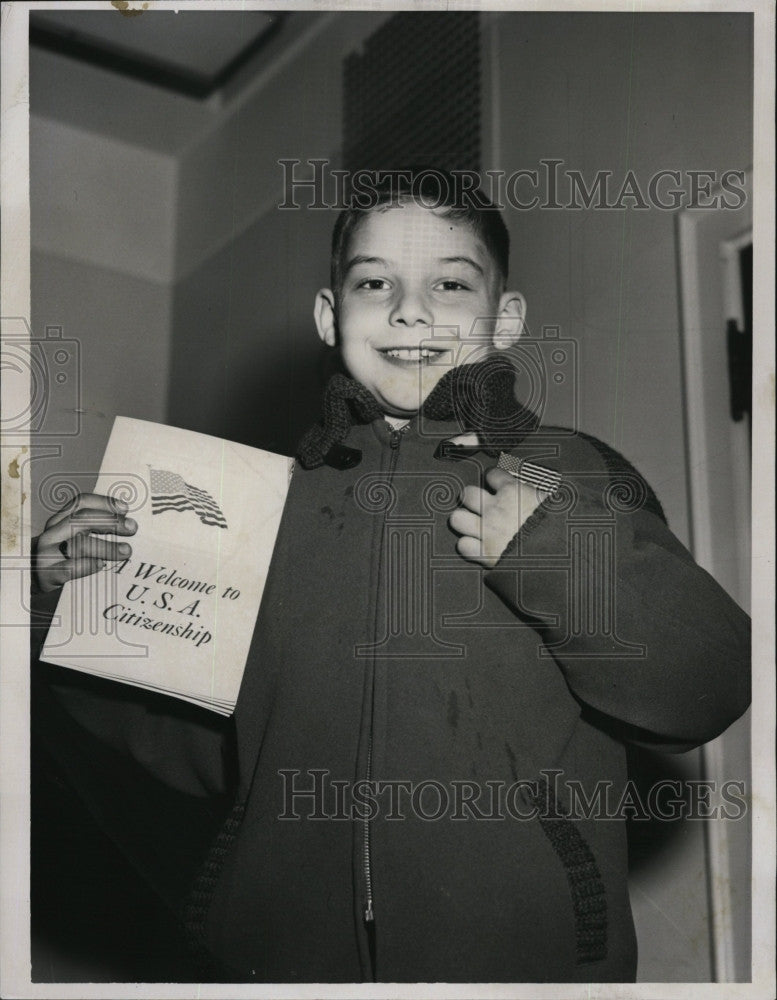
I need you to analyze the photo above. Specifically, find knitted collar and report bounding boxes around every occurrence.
[296,354,539,470]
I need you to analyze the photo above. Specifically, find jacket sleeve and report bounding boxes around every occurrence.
[484,445,751,751]
[31,588,232,800]
[31,590,234,915]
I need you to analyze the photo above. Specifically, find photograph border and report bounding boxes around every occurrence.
[2,2,774,997]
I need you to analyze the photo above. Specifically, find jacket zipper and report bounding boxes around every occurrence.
[363,733,375,923]
[363,425,405,931]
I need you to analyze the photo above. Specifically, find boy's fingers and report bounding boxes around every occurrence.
[45,493,129,530]
[459,485,485,513]
[36,555,107,592]
[448,507,481,539]
[485,467,517,492]
[44,510,137,547]
[59,556,109,584]
[65,534,133,562]
[71,508,137,533]
[455,534,486,564]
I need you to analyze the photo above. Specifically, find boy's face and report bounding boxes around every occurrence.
[315,203,525,417]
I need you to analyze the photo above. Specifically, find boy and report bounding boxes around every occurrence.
[32,171,750,983]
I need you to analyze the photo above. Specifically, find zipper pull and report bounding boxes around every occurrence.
[389,428,402,449]
[364,902,375,923]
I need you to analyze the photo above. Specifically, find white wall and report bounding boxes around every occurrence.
[29,115,176,531]
[173,11,390,281]
[31,116,177,283]
[489,12,753,546]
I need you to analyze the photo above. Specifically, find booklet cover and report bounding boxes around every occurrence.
[40,417,293,715]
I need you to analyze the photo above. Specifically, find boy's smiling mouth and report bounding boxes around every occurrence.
[377,346,451,365]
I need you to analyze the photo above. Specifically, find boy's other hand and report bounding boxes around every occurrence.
[449,468,542,569]
[32,493,137,593]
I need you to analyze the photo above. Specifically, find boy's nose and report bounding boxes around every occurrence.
[389,290,433,327]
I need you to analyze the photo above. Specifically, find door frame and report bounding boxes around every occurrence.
[677,170,752,982]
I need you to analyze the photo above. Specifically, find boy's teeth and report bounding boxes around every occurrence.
[385,348,436,359]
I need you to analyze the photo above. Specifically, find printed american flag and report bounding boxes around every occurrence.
[149,468,228,529]
[497,452,562,495]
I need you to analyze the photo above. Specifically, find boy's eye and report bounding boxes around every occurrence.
[435,279,469,292]
[357,278,390,290]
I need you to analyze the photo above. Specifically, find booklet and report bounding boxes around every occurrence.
[40,417,293,715]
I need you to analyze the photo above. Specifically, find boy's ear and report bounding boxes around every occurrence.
[492,291,527,350]
[314,288,337,347]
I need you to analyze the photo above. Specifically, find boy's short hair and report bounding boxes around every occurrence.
[330,167,510,301]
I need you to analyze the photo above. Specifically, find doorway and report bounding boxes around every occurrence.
[677,171,752,982]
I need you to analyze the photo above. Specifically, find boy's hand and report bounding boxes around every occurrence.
[449,468,542,569]
[32,493,137,593]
